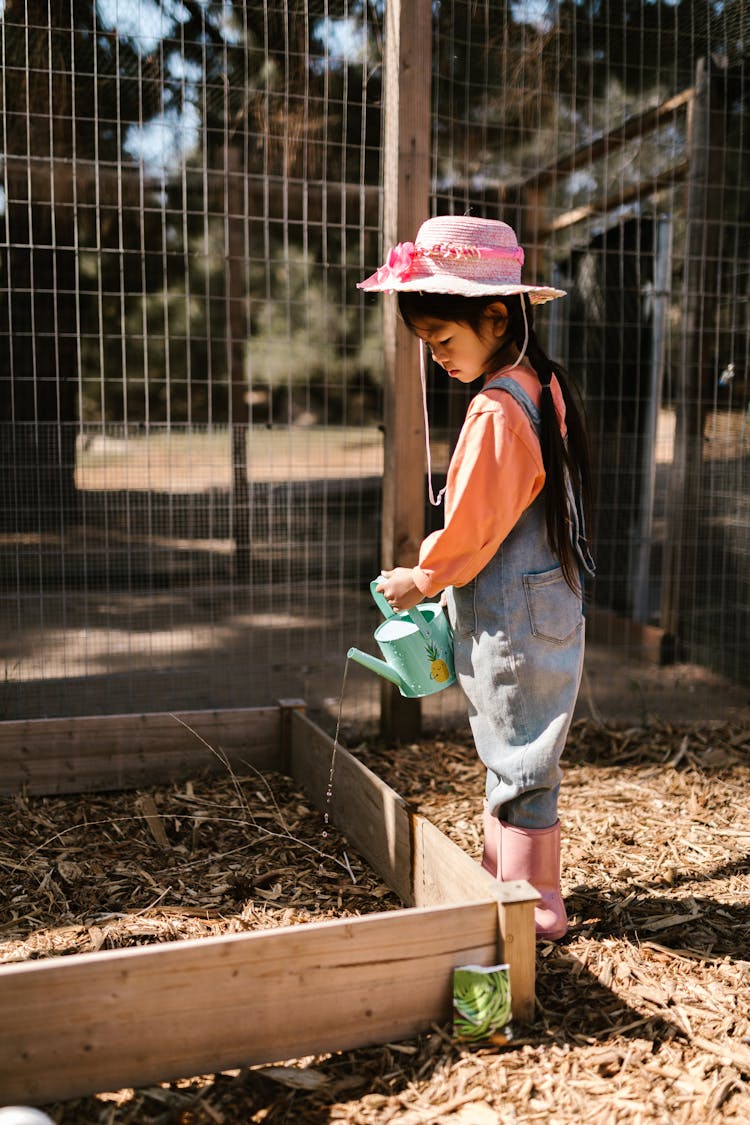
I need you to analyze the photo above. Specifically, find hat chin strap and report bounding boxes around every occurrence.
[501,296,529,371]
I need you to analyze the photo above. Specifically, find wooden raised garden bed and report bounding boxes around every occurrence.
[0,702,538,1105]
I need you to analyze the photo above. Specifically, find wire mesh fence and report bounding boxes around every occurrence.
[0,1,747,723]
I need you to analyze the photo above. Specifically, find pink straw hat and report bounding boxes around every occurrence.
[358,215,565,303]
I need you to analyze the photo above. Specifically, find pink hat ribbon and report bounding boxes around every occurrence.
[368,240,525,289]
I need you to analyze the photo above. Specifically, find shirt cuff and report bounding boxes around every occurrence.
[412,566,443,599]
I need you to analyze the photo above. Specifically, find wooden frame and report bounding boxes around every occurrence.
[379,0,432,739]
[0,703,538,1106]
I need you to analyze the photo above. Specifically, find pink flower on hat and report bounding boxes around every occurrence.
[373,241,416,287]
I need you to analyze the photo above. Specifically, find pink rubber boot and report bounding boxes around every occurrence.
[481,800,500,876]
[498,819,568,941]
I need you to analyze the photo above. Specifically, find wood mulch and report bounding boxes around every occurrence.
[1,718,749,1124]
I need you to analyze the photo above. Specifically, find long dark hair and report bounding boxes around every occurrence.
[398,290,594,592]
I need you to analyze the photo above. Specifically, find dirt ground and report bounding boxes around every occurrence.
[2,706,749,1125]
[3,428,747,1121]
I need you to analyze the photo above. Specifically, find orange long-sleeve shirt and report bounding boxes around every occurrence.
[412,365,566,598]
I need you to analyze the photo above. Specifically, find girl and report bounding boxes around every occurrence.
[358,215,595,941]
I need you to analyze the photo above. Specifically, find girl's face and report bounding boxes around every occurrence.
[411,306,508,384]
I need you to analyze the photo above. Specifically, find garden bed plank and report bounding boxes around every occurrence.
[0,707,282,796]
[288,709,414,903]
[0,900,501,1105]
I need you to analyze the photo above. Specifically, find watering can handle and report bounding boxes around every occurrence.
[370,578,395,619]
[371,579,435,642]
[406,606,435,642]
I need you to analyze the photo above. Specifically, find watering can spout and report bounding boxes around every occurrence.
[347,646,408,693]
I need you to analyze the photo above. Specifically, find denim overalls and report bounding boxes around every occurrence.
[446,374,595,831]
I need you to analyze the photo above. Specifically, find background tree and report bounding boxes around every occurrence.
[1,0,741,533]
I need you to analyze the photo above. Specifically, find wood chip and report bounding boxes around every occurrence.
[2,717,749,1123]
[134,793,171,850]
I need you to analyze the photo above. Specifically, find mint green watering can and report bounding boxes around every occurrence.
[347,579,456,698]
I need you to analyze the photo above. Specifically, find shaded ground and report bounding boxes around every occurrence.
[2,423,747,726]
[2,719,749,1124]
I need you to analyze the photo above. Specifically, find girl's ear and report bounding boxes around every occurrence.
[485,301,510,338]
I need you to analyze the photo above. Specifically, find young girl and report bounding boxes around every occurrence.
[359,215,594,941]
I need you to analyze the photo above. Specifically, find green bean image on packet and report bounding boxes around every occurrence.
[452,963,512,1044]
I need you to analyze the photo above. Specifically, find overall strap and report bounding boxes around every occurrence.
[483,373,596,580]
[482,374,541,435]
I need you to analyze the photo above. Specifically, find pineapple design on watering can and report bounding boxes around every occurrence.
[347,579,456,698]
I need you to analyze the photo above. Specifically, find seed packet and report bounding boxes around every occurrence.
[452,963,512,1045]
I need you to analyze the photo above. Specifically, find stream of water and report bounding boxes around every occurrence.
[321,654,350,838]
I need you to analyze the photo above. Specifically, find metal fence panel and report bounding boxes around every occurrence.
[0,1,747,721]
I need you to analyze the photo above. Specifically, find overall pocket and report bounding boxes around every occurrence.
[449,579,477,637]
[523,567,582,644]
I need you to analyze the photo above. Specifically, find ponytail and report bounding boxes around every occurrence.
[398,289,595,592]
[508,295,594,594]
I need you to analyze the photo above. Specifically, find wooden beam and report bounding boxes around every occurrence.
[226,141,252,579]
[527,87,693,189]
[379,0,432,740]
[426,88,694,205]
[0,901,502,1106]
[544,160,689,234]
[0,707,282,796]
[277,697,306,775]
[380,0,432,569]
[661,60,726,649]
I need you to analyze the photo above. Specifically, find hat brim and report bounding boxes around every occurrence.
[357,274,566,304]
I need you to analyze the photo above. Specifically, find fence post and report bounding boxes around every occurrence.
[660,59,724,658]
[226,141,251,581]
[379,0,432,739]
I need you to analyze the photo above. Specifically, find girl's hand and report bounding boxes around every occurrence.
[376,568,423,612]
